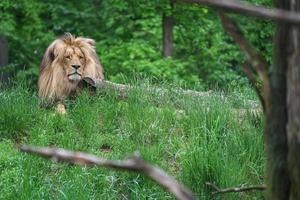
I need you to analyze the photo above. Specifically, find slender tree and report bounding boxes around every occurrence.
[286,0,300,199]
[0,36,8,82]
[162,0,174,57]
[265,0,290,198]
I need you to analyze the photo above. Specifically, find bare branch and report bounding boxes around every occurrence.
[20,145,195,200]
[180,0,300,25]
[242,63,265,111]
[218,12,270,113]
[206,182,266,195]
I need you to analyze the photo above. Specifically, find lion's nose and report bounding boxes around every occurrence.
[71,65,80,70]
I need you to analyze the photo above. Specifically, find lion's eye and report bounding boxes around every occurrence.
[79,56,84,60]
[65,56,71,59]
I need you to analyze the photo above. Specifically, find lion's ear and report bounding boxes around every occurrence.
[76,37,95,47]
[85,38,95,46]
[40,40,57,71]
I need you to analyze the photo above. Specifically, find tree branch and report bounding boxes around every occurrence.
[206,182,266,195]
[180,0,300,25]
[242,63,265,111]
[20,145,195,200]
[218,12,270,113]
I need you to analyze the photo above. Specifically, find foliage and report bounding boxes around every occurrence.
[0,81,263,199]
[0,0,273,88]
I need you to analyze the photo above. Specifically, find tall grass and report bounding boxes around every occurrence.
[0,81,264,199]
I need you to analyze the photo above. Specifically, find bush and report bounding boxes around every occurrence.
[1,0,273,88]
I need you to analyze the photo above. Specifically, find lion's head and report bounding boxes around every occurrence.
[38,33,104,101]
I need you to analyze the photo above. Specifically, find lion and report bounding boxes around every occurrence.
[38,33,104,114]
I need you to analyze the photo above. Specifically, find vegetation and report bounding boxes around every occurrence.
[0,0,273,87]
[0,81,263,199]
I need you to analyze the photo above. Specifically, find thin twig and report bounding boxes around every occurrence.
[218,12,270,113]
[180,0,300,25]
[20,145,195,200]
[206,182,266,195]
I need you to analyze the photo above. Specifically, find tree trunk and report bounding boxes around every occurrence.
[0,36,8,82]
[265,22,290,200]
[162,15,173,57]
[162,1,174,58]
[266,0,300,199]
[287,1,300,199]
[265,0,291,199]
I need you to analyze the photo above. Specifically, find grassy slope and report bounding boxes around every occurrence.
[0,81,264,200]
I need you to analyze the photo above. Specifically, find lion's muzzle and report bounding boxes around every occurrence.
[68,64,82,81]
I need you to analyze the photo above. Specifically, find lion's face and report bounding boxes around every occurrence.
[38,33,104,100]
[62,46,85,82]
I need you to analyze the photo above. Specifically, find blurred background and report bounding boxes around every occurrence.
[0,0,273,89]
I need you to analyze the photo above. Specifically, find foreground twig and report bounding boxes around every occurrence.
[20,145,195,200]
[181,0,300,25]
[206,182,266,195]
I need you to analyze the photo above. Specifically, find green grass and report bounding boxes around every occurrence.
[0,81,264,200]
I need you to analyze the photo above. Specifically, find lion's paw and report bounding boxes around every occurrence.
[55,103,66,114]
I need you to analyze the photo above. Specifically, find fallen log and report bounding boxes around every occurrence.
[81,77,212,98]
[80,77,259,108]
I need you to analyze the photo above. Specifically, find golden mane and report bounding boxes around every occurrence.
[38,33,104,101]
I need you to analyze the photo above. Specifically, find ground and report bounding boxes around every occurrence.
[0,80,264,200]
